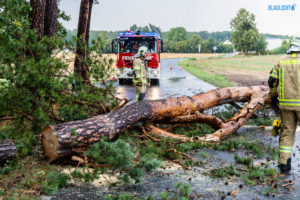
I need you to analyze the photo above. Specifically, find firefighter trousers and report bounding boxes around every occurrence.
[279,110,300,164]
[135,84,146,102]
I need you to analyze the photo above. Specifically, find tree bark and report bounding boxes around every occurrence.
[166,112,224,130]
[42,86,270,161]
[30,0,46,39]
[85,0,93,44]
[44,0,58,37]
[74,0,93,83]
[0,140,16,162]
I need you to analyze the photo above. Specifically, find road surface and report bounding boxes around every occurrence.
[115,58,216,103]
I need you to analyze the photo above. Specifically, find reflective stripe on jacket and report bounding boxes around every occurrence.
[269,53,300,111]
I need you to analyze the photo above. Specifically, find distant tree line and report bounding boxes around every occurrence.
[65,27,234,53]
[269,37,293,54]
[164,27,233,53]
[65,23,287,54]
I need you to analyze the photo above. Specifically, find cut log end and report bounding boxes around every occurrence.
[0,140,17,162]
[42,126,72,161]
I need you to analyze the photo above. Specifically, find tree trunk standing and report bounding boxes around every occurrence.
[42,86,270,161]
[30,0,46,39]
[85,0,94,44]
[44,0,58,37]
[74,0,94,84]
[0,140,16,162]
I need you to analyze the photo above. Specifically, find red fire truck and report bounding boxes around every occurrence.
[111,31,165,85]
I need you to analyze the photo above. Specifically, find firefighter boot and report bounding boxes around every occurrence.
[279,158,291,173]
[138,93,146,101]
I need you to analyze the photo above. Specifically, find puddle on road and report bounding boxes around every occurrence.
[168,76,186,82]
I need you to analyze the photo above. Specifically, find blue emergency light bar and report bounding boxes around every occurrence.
[118,31,160,38]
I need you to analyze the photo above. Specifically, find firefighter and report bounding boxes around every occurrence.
[268,33,300,173]
[132,46,148,102]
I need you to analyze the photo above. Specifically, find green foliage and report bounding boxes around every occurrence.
[0,0,116,134]
[160,191,170,200]
[104,193,139,200]
[70,167,100,182]
[97,31,112,53]
[103,184,192,200]
[166,27,188,42]
[263,186,276,196]
[1,156,72,198]
[172,122,215,137]
[200,152,208,158]
[268,37,293,54]
[166,36,233,53]
[211,163,277,186]
[243,167,277,185]
[211,165,241,178]
[0,126,37,158]
[246,115,274,126]
[201,38,218,53]
[0,189,4,196]
[41,170,70,195]
[230,8,260,53]
[84,139,161,184]
[234,155,253,167]
[0,160,15,175]
[214,105,237,120]
[176,182,191,199]
[254,34,268,55]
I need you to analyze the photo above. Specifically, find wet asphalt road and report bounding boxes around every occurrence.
[115,58,216,103]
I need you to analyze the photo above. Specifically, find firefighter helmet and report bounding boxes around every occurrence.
[134,46,148,58]
[287,33,300,54]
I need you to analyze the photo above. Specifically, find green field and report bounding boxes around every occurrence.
[180,55,285,88]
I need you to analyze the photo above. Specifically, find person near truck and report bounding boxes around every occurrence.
[268,33,300,173]
[132,46,148,102]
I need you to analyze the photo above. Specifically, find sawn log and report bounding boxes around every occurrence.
[0,140,17,162]
[42,86,270,160]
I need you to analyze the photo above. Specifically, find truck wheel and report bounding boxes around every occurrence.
[119,79,125,85]
[151,79,160,85]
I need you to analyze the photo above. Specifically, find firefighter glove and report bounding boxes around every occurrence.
[271,96,279,111]
[271,120,281,137]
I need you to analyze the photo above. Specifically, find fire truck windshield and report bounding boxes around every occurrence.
[118,37,157,53]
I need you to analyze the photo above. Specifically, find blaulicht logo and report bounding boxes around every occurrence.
[268,4,296,11]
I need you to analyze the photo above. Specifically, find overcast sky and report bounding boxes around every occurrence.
[59,0,300,36]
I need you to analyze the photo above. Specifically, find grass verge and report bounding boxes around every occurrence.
[179,60,235,88]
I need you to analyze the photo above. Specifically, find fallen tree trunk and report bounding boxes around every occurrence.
[42,86,270,160]
[0,140,17,162]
